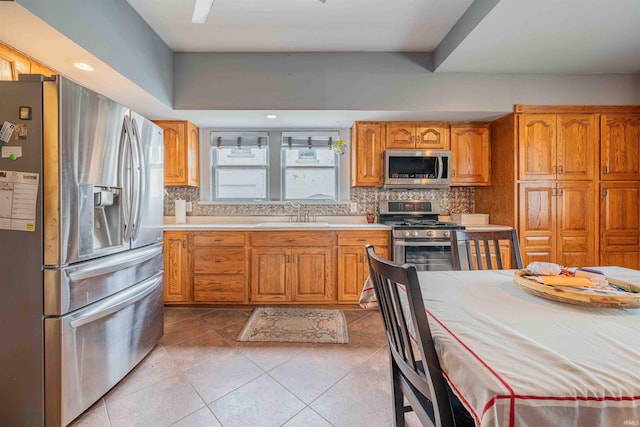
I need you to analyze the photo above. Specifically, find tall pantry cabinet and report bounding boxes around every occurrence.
[476,106,640,269]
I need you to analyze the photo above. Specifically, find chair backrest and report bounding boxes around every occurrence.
[365,245,455,427]
[450,229,523,271]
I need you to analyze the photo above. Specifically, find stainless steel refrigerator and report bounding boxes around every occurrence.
[0,75,164,426]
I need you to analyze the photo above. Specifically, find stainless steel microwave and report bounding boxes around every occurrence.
[383,149,451,189]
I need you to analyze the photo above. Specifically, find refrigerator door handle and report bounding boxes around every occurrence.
[69,272,162,328]
[130,117,145,241]
[118,116,133,242]
[66,244,162,281]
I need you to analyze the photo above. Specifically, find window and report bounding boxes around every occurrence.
[282,132,340,200]
[210,132,269,200]
[202,129,350,203]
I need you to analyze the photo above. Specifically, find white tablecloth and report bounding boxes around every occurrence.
[363,267,640,427]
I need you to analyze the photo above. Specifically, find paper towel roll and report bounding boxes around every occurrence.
[175,199,186,224]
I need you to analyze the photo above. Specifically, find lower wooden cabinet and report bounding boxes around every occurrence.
[163,228,391,305]
[600,181,640,269]
[163,231,191,302]
[518,181,597,267]
[251,232,335,303]
[192,232,248,303]
[337,231,389,303]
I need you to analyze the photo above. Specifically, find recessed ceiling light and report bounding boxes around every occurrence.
[73,62,94,71]
[266,114,278,119]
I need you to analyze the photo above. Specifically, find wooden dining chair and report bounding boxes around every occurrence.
[365,245,474,427]
[450,229,524,271]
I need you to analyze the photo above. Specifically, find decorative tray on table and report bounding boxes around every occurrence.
[513,270,640,308]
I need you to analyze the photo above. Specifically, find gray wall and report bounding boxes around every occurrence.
[16,0,173,106]
[174,52,640,112]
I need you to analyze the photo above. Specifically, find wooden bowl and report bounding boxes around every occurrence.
[513,270,640,308]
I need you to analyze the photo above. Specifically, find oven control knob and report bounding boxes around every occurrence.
[412,230,420,237]
[443,231,450,237]
[427,230,434,237]
[403,230,411,237]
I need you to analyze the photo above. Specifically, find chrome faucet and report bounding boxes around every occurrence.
[283,201,302,222]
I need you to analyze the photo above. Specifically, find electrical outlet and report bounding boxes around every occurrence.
[185,202,193,212]
[350,202,358,213]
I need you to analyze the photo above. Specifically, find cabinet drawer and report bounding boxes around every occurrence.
[193,275,246,302]
[337,231,389,246]
[193,248,246,274]
[251,231,334,247]
[192,232,246,246]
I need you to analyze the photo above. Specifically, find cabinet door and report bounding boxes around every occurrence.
[337,246,365,302]
[159,122,187,186]
[163,232,190,302]
[351,122,385,186]
[0,43,30,80]
[556,115,597,181]
[601,114,640,180]
[600,182,640,269]
[386,123,415,149]
[450,126,490,185]
[518,182,556,265]
[518,114,556,180]
[251,248,290,302]
[556,182,597,267]
[291,247,334,302]
[415,123,450,150]
[187,122,200,187]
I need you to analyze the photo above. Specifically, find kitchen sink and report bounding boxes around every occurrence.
[254,222,331,228]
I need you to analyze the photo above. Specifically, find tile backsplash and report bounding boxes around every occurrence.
[164,186,474,217]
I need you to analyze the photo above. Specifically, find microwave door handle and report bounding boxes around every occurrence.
[437,156,443,179]
[118,117,132,242]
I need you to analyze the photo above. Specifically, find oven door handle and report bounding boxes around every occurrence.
[394,240,451,247]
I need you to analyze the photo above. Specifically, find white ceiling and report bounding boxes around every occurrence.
[126,0,475,52]
[126,0,640,75]
[2,0,639,128]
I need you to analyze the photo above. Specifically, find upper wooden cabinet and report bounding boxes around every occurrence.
[518,114,597,181]
[450,125,490,186]
[386,122,450,150]
[600,114,640,181]
[351,122,385,187]
[153,120,200,187]
[1,42,56,81]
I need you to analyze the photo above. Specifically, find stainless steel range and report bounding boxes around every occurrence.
[378,200,465,271]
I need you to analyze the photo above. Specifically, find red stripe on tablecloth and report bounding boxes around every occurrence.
[443,370,481,426]
[426,308,517,427]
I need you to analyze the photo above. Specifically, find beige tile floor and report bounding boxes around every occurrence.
[69,307,421,427]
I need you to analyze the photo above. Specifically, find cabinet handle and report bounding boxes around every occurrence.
[214,238,223,242]
[182,240,186,248]
[558,165,563,174]
[179,169,184,177]
[558,188,563,196]
[602,188,608,197]
[603,166,608,174]
[451,169,456,177]
[552,188,557,196]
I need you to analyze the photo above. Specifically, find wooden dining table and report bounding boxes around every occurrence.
[361,267,640,427]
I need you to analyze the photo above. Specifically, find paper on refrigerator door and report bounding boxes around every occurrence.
[0,170,39,231]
